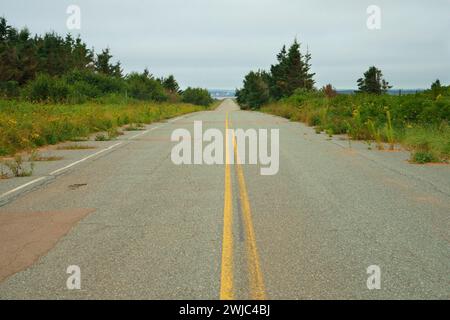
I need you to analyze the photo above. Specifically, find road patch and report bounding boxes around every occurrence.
[0,208,94,283]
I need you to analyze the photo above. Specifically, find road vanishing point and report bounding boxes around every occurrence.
[0,99,449,299]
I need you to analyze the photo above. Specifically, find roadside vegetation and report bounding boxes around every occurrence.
[0,99,206,156]
[236,39,450,163]
[0,17,214,158]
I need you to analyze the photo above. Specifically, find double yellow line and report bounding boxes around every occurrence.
[220,112,234,299]
[220,112,266,300]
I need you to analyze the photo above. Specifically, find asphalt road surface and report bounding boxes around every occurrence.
[0,99,449,299]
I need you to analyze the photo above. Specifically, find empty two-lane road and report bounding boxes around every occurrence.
[0,99,449,299]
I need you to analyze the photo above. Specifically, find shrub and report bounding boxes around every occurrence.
[22,74,70,102]
[182,87,213,106]
[64,69,124,96]
[322,84,337,98]
[411,151,439,164]
[95,133,109,141]
[1,155,34,177]
[126,72,168,102]
[0,81,20,98]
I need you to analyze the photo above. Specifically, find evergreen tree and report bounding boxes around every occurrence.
[0,23,38,84]
[161,75,180,93]
[95,48,122,77]
[0,17,191,102]
[236,70,270,109]
[71,36,94,70]
[357,66,392,94]
[285,39,304,95]
[269,45,288,99]
[431,79,443,99]
[302,47,315,90]
[0,17,10,41]
[267,39,315,99]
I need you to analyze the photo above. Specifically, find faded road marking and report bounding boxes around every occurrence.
[0,177,47,199]
[129,125,160,140]
[231,116,267,300]
[0,123,166,203]
[50,142,123,175]
[0,142,123,202]
[220,112,234,300]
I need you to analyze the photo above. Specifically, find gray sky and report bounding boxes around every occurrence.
[1,0,449,89]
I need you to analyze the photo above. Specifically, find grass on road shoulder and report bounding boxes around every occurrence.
[260,91,450,163]
[0,99,207,156]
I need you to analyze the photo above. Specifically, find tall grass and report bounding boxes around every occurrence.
[0,99,207,156]
[261,90,450,162]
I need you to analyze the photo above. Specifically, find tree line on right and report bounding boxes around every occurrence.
[235,39,450,164]
[236,39,398,109]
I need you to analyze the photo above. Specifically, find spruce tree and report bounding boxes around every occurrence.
[95,48,122,77]
[269,45,288,99]
[357,66,392,94]
[268,39,315,99]
[431,79,443,99]
[285,39,305,95]
[162,75,180,93]
[302,47,315,90]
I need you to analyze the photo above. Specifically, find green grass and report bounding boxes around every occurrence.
[0,99,207,156]
[95,133,109,141]
[402,125,450,163]
[124,123,146,131]
[1,155,34,177]
[411,151,439,164]
[261,90,450,163]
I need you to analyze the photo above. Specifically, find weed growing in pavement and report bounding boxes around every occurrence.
[411,151,439,164]
[1,155,34,177]
[0,163,9,179]
[385,110,395,150]
[95,133,109,141]
[29,150,63,162]
[367,119,384,150]
[125,123,145,131]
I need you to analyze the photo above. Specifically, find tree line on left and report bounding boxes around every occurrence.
[0,17,213,106]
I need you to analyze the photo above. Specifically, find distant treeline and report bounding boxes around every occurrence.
[235,38,449,108]
[237,38,450,163]
[0,17,213,106]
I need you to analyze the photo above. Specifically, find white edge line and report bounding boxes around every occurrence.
[0,177,47,198]
[168,115,185,123]
[129,130,149,140]
[0,123,164,201]
[0,142,123,200]
[50,142,123,176]
[128,125,159,140]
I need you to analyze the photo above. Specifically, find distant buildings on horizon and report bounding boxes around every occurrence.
[207,88,426,99]
[208,89,236,99]
[337,89,425,95]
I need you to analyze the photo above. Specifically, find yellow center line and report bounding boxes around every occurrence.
[230,116,267,300]
[220,112,234,300]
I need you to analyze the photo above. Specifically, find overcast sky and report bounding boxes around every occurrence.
[1,0,449,89]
